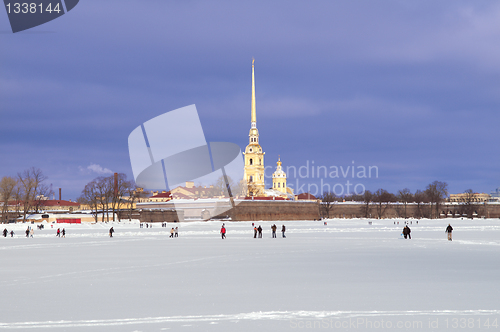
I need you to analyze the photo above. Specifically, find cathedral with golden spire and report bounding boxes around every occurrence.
[243,58,265,196]
[243,59,293,198]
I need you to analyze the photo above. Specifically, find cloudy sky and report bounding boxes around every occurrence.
[1,0,500,199]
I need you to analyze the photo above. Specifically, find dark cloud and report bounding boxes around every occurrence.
[1,0,499,199]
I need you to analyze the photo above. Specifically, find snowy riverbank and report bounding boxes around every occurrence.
[1,218,499,331]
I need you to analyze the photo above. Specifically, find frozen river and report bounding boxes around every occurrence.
[0,218,499,331]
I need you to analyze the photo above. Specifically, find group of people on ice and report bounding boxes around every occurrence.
[253,225,262,238]
[169,227,179,238]
[2,229,14,237]
[1,221,458,242]
[270,224,286,238]
[25,227,34,237]
[219,223,288,240]
[268,224,286,238]
[402,223,454,241]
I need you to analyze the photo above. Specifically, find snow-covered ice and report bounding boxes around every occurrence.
[1,218,499,331]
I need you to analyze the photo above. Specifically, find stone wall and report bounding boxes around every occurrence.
[135,201,500,222]
[219,200,320,221]
[323,202,500,219]
[136,201,319,222]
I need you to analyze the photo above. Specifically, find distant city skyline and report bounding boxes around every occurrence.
[1,1,500,200]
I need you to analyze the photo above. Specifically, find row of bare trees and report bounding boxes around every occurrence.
[0,167,53,222]
[319,181,452,219]
[78,173,146,222]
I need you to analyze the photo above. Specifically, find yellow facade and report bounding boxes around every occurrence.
[243,59,265,196]
[272,158,287,194]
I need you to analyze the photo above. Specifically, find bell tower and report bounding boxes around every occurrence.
[272,157,287,194]
[243,58,265,196]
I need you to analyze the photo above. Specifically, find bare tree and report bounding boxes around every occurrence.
[397,188,413,219]
[460,189,478,218]
[95,176,113,222]
[12,184,22,219]
[78,179,100,222]
[247,182,260,197]
[318,191,337,219]
[110,173,129,221]
[360,190,373,218]
[373,189,395,219]
[125,185,147,221]
[233,179,247,198]
[17,168,51,222]
[214,175,235,198]
[344,194,363,202]
[0,176,18,222]
[425,181,448,219]
[413,189,429,218]
[33,181,53,213]
[79,174,133,222]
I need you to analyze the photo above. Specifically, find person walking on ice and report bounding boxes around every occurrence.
[220,224,226,239]
[174,227,178,237]
[282,224,286,238]
[170,228,174,238]
[271,224,277,238]
[62,228,65,238]
[109,227,114,238]
[402,225,411,239]
[446,224,453,241]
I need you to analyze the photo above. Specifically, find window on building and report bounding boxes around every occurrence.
[249,158,253,165]
[278,183,280,188]
[249,176,253,182]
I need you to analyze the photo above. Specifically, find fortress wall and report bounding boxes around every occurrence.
[135,201,500,222]
[324,202,500,219]
[222,201,320,221]
[137,200,320,222]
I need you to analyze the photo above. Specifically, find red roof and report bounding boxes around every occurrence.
[38,200,80,207]
[296,193,317,200]
[6,200,80,207]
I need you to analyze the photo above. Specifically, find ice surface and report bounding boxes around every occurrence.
[1,218,499,331]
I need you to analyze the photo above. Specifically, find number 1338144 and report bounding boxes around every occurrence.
[444,318,498,329]
[5,3,61,14]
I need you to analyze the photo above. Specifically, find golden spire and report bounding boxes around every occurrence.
[251,58,256,126]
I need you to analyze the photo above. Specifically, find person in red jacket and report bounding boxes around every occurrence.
[220,225,226,239]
